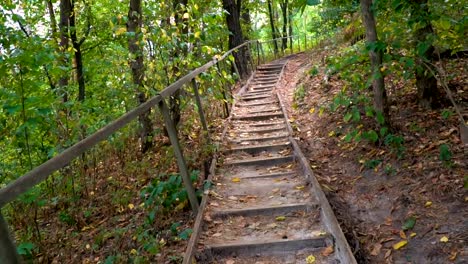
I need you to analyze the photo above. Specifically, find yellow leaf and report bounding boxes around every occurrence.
[425,201,432,207]
[295,185,305,190]
[328,131,335,137]
[306,255,316,263]
[392,240,407,250]
[232,177,241,183]
[85,244,90,249]
[130,248,137,255]
[128,203,135,210]
[275,216,286,221]
[309,107,315,114]
[115,27,126,36]
[183,12,190,19]
[194,31,201,38]
[440,236,449,243]
[410,232,417,238]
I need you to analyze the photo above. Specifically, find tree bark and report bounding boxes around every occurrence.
[411,0,439,108]
[59,0,71,103]
[267,0,279,54]
[360,0,388,124]
[222,0,249,79]
[168,0,189,128]
[69,0,85,101]
[280,0,288,50]
[127,0,153,152]
[288,2,293,49]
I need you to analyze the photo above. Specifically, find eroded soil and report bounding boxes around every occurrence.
[279,50,467,263]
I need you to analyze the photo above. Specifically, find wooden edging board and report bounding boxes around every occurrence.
[275,72,357,263]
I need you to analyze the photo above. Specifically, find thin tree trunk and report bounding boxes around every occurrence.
[280,0,288,50]
[411,0,439,108]
[222,0,249,78]
[267,0,278,53]
[69,0,85,101]
[288,2,293,49]
[360,0,388,124]
[127,0,153,152]
[168,0,189,128]
[59,0,71,103]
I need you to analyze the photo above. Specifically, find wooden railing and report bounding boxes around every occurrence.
[0,35,311,263]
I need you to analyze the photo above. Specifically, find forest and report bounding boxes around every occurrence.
[0,0,466,263]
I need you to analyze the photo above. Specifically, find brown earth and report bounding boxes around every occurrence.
[278,50,467,264]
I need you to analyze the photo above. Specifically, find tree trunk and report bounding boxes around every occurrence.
[411,0,439,108]
[360,0,388,124]
[69,0,85,101]
[288,3,293,49]
[267,0,279,54]
[168,0,189,128]
[127,0,153,152]
[222,0,249,79]
[280,0,288,50]
[59,0,71,103]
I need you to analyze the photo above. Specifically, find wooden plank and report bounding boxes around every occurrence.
[224,155,294,166]
[202,236,330,258]
[159,100,199,214]
[211,203,315,218]
[0,213,20,264]
[224,142,290,154]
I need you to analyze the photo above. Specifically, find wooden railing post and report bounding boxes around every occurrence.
[159,100,199,214]
[0,212,20,264]
[191,80,211,144]
[260,42,266,64]
[256,41,260,67]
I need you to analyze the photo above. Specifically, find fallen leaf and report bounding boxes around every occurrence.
[232,177,241,183]
[130,248,137,255]
[228,196,238,201]
[425,201,432,207]
[306,255,316,263]
[321,246,334,256]
[370,243,382,256]
[449,250,458,261]
[399,230,407,239]
[295,185,305,190]
[392,240,407,250]
[226,260,235,264]
[384,249,392,259]
[272,188,280,193]
[440,236,449,243]
[410,232,417,238]
[128,203,135,209]
[212,233,222,237]
[275,216,286,221]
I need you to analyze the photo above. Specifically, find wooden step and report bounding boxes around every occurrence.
[212,203,315,218]
[224,142,291,154]
[232,112,283,120]
[236,100,277,106]
[224,155,294,166]
[199,237,330,259]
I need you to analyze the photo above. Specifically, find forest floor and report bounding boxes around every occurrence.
[278,49,467,263]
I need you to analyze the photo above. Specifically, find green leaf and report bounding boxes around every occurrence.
[344,112,353,122]
[402,216,416,231]
[364,130,379,143]
[17,242,35,256]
